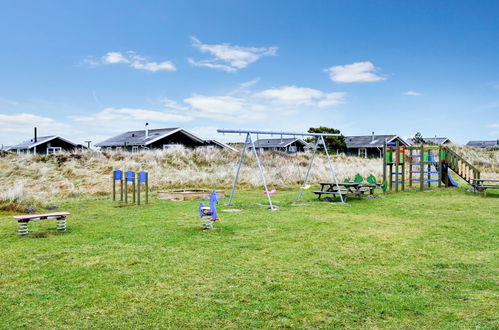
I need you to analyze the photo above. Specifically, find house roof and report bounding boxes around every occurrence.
[95,127,235,151]
[9,136,77,149]
[345,135,409,148]
[95,128,204,147]
[205,140,238,152]
[466,140,499,148]
[252,138,309,148]
[406,137,450,145]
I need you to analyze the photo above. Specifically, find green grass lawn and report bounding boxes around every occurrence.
[0,188,497,328]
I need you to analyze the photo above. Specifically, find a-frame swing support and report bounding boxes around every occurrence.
[218,129,344,210]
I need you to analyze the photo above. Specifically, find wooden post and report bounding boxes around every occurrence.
[124,175,128,204]
[132,172,136,204]
[120,177,123,202]
[389,163,393,191]
[401,146,405,191]
[395,141,399,192]
[112,173,116,201]
[137,175,141,205]
[427,159,431,188]
[420,144,424,191]
[409,148,413,188]
[382,140,387,189]
[145,172,149,204]
[438,147,442,188]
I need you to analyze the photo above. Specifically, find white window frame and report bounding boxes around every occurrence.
[358,148,367,158]
[116,147,123,152]
[132,146,139,153]
[288,145,298,153]
[47,147,62,155]
[163,144,181,151]
[106,147,112,152]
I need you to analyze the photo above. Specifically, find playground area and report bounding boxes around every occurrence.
[0,188,497,328]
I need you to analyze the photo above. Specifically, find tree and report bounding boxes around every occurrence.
[412,132,425,145]
[306,126,346,154]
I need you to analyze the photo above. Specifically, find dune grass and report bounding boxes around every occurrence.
[1,145,497,211]
[0,187,497,328]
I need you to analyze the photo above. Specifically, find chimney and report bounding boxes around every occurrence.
[145,123,149,138]
[371,131,374,142]
[34,127,37,143]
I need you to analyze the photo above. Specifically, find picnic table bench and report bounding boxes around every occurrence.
[313,182,377,202]
[13,212,70,236]
[472,179,499,195]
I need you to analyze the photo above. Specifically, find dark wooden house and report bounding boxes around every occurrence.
[466,140,499,148]
[95,127,236,152]
[407,137,452,145]
[250,138,310,153]
[9,136,79,155]
[345,134,409,158]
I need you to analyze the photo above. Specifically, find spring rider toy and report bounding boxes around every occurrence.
[198,190,219,230]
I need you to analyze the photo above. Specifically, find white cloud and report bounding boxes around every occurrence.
[404,90,422,96]
[103,52,129,64]
[184,95,267,121]
[73,107,192,123]
[189,37,277,72]
[130,60,176,72]
[0,113,71,145]
[254,86,346,108]
[86,51,176,72]
[325,61,386,83]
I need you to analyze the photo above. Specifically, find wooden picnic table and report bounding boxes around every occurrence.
[312,182,377,202]
[471,178,499,194]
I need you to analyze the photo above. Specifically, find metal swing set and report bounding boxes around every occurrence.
[217,129,344,210]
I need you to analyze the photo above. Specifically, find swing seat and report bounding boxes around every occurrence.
[300,185,311,190]
[264,189,276,195]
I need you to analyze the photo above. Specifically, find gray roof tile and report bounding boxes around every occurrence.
[10,136,56,149]
[345,135,407,148]
[252,138,308,148]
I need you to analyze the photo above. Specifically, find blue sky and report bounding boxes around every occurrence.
[1,0,498,146]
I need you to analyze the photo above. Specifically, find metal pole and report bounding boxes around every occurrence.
[321,136,344,203]
[298,138,320,200]
[217,129,340,137]
[227,133,249,206]
[249,134,275,210]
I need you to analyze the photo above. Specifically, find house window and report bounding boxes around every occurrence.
[132,146,139,153]
[163,144,181,150]
[47,147,62,155]
[116,147,123,152]
[288,146,297,153]
[358,148,367,158]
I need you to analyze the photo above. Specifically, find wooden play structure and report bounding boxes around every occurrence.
[382,141,481,191]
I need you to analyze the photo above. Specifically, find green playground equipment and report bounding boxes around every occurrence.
[354,174,364,183]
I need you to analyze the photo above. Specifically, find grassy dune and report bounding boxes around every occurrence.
[0,189,497,328]
[0,146,497,211]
